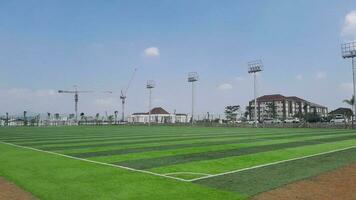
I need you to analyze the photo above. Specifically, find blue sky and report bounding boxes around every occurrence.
[0,0,356,116]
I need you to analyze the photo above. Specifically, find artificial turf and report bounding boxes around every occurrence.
[0,126,356,199]
[0,143,242,200]
[195,147,356,196]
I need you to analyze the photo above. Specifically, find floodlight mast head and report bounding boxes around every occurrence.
[248,60,263,73]
[146,80,155,89]
[188,72,199,82]
[342,41,356,59]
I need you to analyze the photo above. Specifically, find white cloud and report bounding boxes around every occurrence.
[342,11,356,39]
[295,74,303,80]
[218,83,233,91]
[315,71,327,80]
[144,47,160,57]
[235,76,244,81]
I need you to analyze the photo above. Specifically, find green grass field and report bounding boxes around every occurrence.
[1,126,356,199]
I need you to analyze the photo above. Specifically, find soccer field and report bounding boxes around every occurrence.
[1,126,356,199]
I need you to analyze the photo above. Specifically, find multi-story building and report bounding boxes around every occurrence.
[248,94,328,121]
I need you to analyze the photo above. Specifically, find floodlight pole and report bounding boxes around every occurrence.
[342,42,356,128]
[74,92,78,122]
[352,56,356,128]
[248,60,263,128]
[191,81,195,123]
[254,73,257,127]
[149,88,152,125]
[147,81,155,126]
[188,72,199,124]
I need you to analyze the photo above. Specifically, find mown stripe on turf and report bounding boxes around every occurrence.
[37,132,285,151]
[58,129,351,155]
[150,138,356,175]
[68,130,353,158]
[193,147,356,196]
[15,129,296,146]
[18,129,293,147]
[36,129,353,151]
[0,128,347,143]
[10,129,266,144]
[114,133,356,170]
[88,133,354,163]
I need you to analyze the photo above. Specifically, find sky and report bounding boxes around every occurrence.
[0,0,356,117]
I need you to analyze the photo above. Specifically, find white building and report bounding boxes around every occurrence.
[128,107,189,124]
[249,94,328,121]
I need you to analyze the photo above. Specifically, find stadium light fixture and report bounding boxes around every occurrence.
[342,41,356,128]
[146,80,155,125]
[248,60,263,127]
[188,72,199,124]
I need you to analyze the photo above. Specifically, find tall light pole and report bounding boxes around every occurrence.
[188,72,199,124]
[342,41,356,128]
[248,60,263,128]
[146,80,155,125]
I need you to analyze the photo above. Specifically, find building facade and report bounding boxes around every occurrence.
[249,94,328,121]
[128,107,189,124]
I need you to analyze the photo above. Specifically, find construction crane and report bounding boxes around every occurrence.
[58,85,93,123]
[120,68,138,122]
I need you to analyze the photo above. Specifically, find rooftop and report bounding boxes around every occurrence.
[250,94,327,108]
[132,107,170,115]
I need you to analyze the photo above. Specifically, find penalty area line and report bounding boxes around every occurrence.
[188,145,356,182]
[164,172,212,176]
[0,141,189,182]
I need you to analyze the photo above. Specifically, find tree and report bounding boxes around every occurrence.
[30,118,36,126]
[80,113,86,125]
[304,112,321,123]
[303,104,308,114]
[23,111,27,126]
[265,102,277,119]
[114,111,118,124]
[224,105,240,122]
[244,106,251,119]
[69,114,75,119]
[5,112,8,126]
[95,113,100,125]
[36,114,40,126]
[343,95,355,127]
[343,95,355,107]
[108,115,114,124]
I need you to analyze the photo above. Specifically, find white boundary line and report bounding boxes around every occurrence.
[188,145,356,182]
[0,141,190,182]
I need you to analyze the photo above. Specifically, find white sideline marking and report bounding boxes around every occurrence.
[0,141,189,182]
[188,145,356,182]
